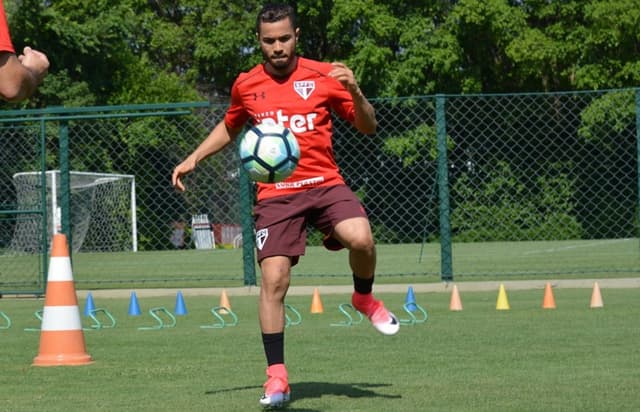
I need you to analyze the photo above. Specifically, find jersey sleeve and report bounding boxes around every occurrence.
[0,3,15,53]
[224,77,251,129]
[327,77,356,123]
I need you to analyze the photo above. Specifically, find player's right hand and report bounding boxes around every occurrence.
[172,157,197,192]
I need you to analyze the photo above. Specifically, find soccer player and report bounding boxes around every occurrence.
[172,3,399,408]
[0,0,49,102]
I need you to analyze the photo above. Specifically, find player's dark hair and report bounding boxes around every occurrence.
[256,3,297,33]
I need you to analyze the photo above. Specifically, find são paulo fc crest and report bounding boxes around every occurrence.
[293,81,315,100]
[256,228,269,250]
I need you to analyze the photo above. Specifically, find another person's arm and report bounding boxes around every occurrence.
[0,47,49,101]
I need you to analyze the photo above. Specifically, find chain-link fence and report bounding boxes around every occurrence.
[444,90,638,277]
[0,118,46,293]
[1,90,638,293]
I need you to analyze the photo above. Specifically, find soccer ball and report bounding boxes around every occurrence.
[239,123,300,183]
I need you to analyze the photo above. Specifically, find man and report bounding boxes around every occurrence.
[172,3,399,408]
[0,0,49,102]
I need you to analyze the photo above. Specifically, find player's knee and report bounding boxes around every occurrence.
[260,258,291,297]
[261,276,289,301]
[348,235,375,255]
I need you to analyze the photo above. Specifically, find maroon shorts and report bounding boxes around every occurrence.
[253,184,368,265]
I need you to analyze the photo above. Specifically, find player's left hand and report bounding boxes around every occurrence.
[329,62,361,96]
[18,46,49,84]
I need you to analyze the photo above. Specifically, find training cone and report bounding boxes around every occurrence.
[128,291,141,316]
[218,289,231,314]
[33,233,93,366]
[542,282,556,309]
[590,282,604,308]
[405,286,417,312]
[310,288,324,314]
[83,292,95,317]
[449,285,463,311]
[496,283,510,311]
[174,291,188,315]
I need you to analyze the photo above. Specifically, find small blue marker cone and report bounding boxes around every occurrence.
[405,286,417,312]
[83,292,95,317]
[174,291,188,315]
[128,291,141,316]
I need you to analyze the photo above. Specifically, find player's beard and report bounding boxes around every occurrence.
[265,52,295,76]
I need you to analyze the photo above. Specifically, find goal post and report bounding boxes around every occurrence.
[11,170,137,253]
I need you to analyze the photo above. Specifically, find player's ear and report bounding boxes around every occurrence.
[295,27,300,41]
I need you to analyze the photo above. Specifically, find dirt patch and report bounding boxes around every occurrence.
[76,277,640,299]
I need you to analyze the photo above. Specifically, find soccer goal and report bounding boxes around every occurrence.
[10,170,137,253]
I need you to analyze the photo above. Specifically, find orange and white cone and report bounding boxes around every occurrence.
[449,285,463,311]
[542,282,556,309]
[217,289,231,314]
[590,282,604,309]
[33,233,93,366]
[310,288,324,314]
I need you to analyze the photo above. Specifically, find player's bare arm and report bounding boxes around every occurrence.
[0,47,49,102]
[329,62,377,135]
[172,121,242,192]
[18,47,49,83]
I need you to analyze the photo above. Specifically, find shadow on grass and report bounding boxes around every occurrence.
[205,384,321,412]
[291,381,401,401]
[205,384,262,395]
[205,381,399,410]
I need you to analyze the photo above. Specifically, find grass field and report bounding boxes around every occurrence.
[69,238,640,288]
[3,239,639,292]
[2,287,639,411]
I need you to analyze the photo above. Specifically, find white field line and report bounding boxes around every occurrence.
[71,277,640,299]
[522,238,635,255]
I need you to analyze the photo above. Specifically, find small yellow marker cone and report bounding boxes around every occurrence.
[496,283,510,310]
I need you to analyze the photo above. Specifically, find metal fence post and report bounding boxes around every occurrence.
[59,120,71,254]
[636,88,640,245]
[436,94,453,281]
[239,166,256,286]
[40,119,48,288]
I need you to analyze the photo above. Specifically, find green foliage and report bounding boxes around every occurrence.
[383,123,438,167]
[186,1,262,92]
[578,89,635,143]
[451,161,583,241]
[108,55,200,105]
[2,1,639,253]
[5,0,640,103]
[370,222,401,244]
[36,70,96,107]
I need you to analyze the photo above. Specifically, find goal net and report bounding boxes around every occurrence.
[10,170,137,253]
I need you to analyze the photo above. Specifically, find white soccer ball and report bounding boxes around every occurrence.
[239,123,300,183]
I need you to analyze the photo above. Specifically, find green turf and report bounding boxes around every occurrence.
[2,288,639,411]
[3,239,639,292]
[68,239,640,289]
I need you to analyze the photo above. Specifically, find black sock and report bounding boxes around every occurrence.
[262,332,285,366]
[353,274,374,294]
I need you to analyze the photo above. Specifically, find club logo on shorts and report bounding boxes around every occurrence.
[293,81,315,100]
[256,228,269,250]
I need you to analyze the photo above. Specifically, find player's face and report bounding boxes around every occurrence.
[258,17,299,76]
